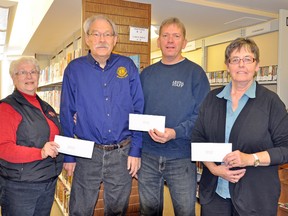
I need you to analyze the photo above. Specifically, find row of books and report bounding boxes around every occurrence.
[38,51,139,88]
[37,88,61,114]
[60,169,73,188]
[206,65,278,85]
[256,65,278,82]
[55,178,70,215]
[39,48,81,86]
[279,202,288,209]
[54,170,73,215]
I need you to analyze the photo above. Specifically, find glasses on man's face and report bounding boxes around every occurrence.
[87,32,114,39]
[228,56,256,65]
[15,70,40,77]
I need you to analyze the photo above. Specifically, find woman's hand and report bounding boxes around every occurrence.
[223,150,254,168]
[204,161,246,183]
[216,164,246,183]
[41,141,59,159]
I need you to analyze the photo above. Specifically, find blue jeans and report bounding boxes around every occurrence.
[0,176,57,216]
[138,153,197,216]
[69,144,132,216]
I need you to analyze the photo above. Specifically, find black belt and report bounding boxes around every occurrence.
[94,137,131,151]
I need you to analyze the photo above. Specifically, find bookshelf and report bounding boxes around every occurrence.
[204,32,279,92]
[206,65,278,89]
[54,170,72,216]
[37,37,82,114]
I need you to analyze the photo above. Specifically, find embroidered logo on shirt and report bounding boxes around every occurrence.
[117,67,128,78]
[172,80,184,88]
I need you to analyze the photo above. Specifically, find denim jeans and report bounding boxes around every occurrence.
[0,176,57,216]
[138,153,197,216]
[69,144,132,216]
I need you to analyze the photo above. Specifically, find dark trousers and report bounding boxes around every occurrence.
[1,176,57,216]
[201,193,239,216]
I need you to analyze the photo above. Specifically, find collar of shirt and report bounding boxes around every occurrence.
[87,51,117,67]
[216,80,256,101]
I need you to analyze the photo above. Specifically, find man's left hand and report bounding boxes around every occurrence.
[127,156,141,178]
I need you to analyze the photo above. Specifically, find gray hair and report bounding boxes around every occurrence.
[225,37,260,65]
[9,57,40,78]
[83,15,118,36]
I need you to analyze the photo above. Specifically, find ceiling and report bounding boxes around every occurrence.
[0,0,288,58]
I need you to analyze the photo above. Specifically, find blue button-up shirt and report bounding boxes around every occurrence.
[215,81,256,198]
[60,52,144,162]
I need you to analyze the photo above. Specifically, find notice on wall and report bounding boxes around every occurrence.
[129,26,149,42]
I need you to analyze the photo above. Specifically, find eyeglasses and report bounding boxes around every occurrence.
[87,32,114,39]
[229,56,256,65]
[15,70,40,77]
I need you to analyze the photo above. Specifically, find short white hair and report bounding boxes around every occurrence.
[9,57,40,78]
[83,15,118,36]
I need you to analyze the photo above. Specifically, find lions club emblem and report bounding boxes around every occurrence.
[117,67,128,78]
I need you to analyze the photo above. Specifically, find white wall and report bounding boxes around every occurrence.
[277,9,288,108]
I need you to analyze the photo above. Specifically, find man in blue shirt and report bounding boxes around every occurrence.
[60,15,144,216]
[138,17,210,216]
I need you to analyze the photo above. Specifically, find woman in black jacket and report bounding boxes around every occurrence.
[193,38,288,216]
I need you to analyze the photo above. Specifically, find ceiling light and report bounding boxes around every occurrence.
[0,45,4,53]
[0,7,9,31]
[0,31,6,44]
[0,6,9,59]
[7,0,54,56]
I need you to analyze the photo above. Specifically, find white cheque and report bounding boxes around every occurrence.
[129,113,165,133]
[54,135,94,159]
[191,142,232,162]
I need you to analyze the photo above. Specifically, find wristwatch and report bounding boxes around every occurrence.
[252,154,260,167]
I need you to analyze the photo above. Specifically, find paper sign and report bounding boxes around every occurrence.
[191,142,232,162]
[129,26,149,42]
[54,135,94,158]
[129,113,165,133]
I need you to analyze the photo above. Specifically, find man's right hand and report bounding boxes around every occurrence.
[63,162,76,176]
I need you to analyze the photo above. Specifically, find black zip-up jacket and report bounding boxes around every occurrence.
[0,90,63,182]
[192,83,288,216]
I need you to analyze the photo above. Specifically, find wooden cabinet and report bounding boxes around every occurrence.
[278,164,288,216]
